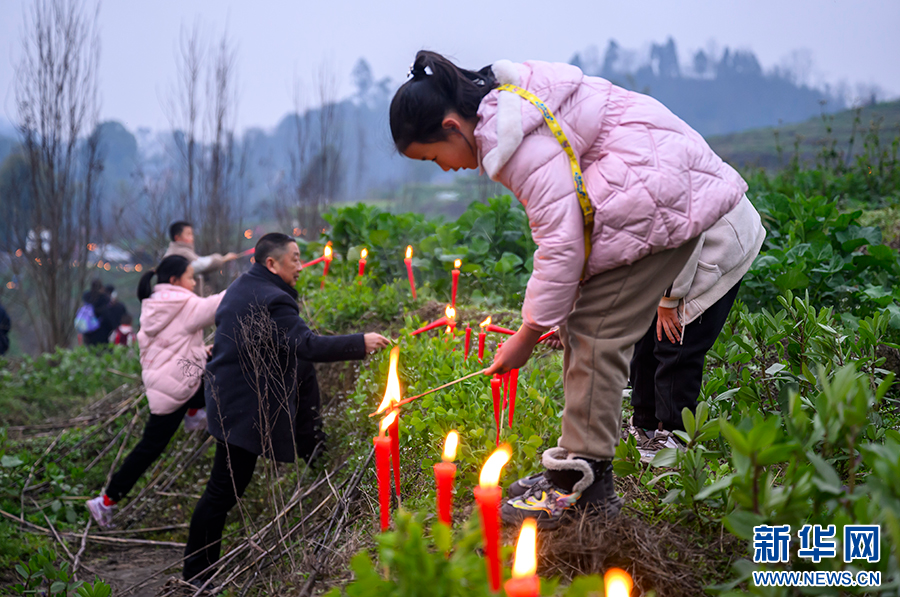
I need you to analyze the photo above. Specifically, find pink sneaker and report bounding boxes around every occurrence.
[86,495,115,528]
[184,408,208,432]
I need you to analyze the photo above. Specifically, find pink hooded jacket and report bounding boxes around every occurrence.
[136,284,224,415]
[474,60,749,331]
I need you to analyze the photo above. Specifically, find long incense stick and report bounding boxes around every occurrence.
[369,369,487,417]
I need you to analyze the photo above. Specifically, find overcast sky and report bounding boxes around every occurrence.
[1,0,898,133]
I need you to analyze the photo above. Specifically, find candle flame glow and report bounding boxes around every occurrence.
[603,568,633,597]
[379,410,398,435]
[360,248,368,260]
[479,445,511,488]
[445,305,456,320]
[324,245,333,258]
[512,519,537,578]
[405,245,413,259]
[375,347,401,414]
[454,259,461,268]
[442,431,459,461]
[480,316,492,328]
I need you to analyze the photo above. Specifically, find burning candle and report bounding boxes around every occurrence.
[404,245,417,300]
[504,519,540,597]
[508,369,519,427]
[358,248,367,279]
[320,245,333,289]
[451,259,461,308]
[473,446,511,593]
[374,411,397,532]
[604,568,634,597]
[478,317,490,361]
[434,430,458,526]
[464,327,472,360]
[491,375,502,445]
[375,347,403,499]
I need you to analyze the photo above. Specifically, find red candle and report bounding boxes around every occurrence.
[374,411,397,532]
[508,368,519,427]
[487,324,517,336]
[464,327,472,360]
[404,245,417,300]
[434,430,458,526]
[409,317,448,336]
[389,416,401,499]
[491,375,502,445]
[302,254,325,268]
[503,371,510,408]
[478,317,490,362]
[474,447,511,593]
[451,259,461,307]
[320,245,333,289]
[374,348,403,500]
[358,248,367,280]
[504,519,540,597]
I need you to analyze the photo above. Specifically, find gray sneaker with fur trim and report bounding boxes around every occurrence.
[501,448,623,530]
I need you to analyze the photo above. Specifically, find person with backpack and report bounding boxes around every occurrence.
[110,313,136,347]
[77,280,110,346]
[86,255,223,527]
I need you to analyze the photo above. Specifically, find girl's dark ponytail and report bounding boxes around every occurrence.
[137,255,190,301]
[390,51,496,152]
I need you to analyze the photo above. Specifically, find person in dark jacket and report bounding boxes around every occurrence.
[102,285,129,343]
[0,301,10,356]
[81,280,110,346]
[183,232,390,584]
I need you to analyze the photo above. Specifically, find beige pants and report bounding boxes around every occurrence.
[558,238,700,460]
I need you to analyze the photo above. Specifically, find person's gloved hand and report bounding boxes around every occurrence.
[657,305,682,343]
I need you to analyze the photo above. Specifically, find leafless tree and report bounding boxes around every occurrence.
[9,0,101,351]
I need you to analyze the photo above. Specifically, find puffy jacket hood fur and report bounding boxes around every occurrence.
[474,60,748,330]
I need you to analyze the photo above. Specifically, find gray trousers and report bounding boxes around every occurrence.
[558,237,700,460]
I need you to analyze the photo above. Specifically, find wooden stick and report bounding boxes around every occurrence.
[107,368,142,382]
[72,519,92,579]
[368,369,487,417]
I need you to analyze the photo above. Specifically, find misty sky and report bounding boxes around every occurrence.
[1,0,899,133]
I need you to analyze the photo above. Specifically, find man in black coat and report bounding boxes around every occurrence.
[183,233,389,584]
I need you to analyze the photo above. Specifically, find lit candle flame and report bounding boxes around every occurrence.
[480,316,492,328]
[479,446,511,488]
[604,568,633,597]
[405,245,413,259]
[360,248,368,260]
[454,259,461,268]
[324,245,333,259]
[380,410,398,435]
[442,431,459,462]
[512,519,537,578]
[445,305,456,320]
[375,347,401,414]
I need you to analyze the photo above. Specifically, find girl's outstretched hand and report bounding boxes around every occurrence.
[484,326,542,375]
[364,333,391,354]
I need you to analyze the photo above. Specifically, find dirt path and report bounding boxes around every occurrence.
[83,545,184,597]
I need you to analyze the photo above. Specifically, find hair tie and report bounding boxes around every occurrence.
[408,62,432,80]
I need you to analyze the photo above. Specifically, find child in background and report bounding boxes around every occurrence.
[391,51,749,529]
[86,255,224,527]
[628,196,766,462]
[110,312,136,347]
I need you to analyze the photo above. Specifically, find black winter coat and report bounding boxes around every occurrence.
[205,263,365,462]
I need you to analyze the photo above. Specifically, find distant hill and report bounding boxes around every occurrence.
[706,100,900,169]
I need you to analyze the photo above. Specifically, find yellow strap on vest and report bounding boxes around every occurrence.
[497,83,594,281]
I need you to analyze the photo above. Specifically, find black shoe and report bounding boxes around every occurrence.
[507,472,544,498]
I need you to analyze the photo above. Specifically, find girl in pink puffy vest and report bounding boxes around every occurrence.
[86,255,224,528]
[391,50,749,529]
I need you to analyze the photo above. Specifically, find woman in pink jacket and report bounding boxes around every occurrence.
[87,255,224,527]
[391,51,748,529]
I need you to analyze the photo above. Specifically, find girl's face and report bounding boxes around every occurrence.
[403,113,479,171]
[170,265,197,293]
